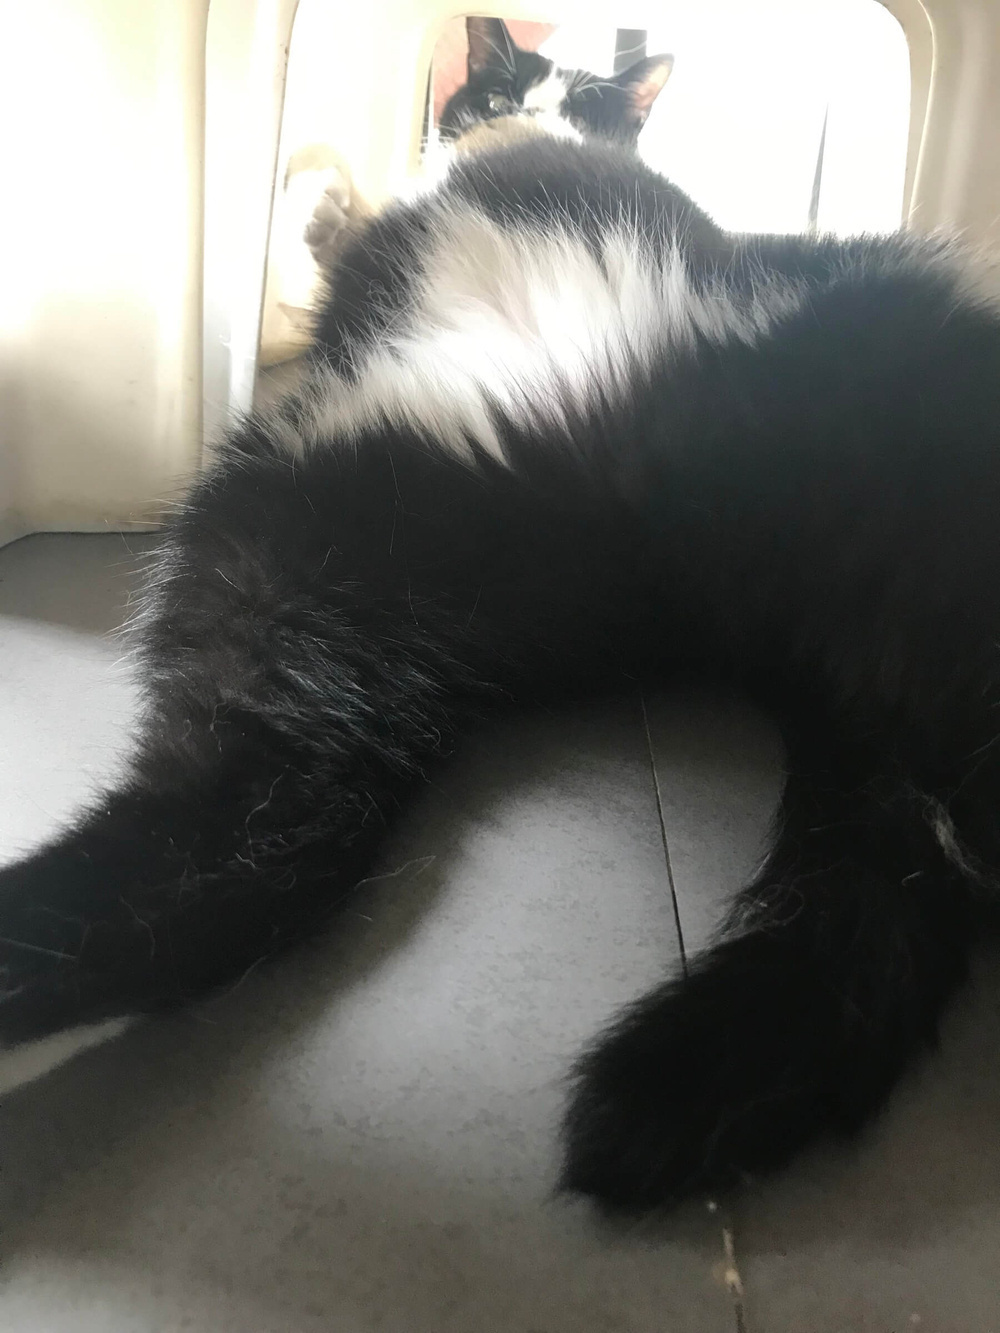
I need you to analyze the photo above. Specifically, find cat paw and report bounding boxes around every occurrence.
[303,170,353,269]
[561,938,846,1213]
[279,145,362,273]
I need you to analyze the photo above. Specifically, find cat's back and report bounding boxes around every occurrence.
[304,133,1000,506]
[441,136,722,256]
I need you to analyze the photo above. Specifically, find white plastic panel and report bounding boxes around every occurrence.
[0,0,209,547]
[903,0,1000,260]
[202,0,299,440]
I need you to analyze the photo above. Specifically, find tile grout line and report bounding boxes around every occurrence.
[639,692,688,974]
[641,693,754,1333]
[704,1201,752,1333]
[722,1209,750,1333]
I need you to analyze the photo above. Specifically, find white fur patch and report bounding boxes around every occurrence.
[0,1017,132,1096]
[522,71,569,117]
[297,205,801,466]
[928,799,980,879]
[520,72,581,142]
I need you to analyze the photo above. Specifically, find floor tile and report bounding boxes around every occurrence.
[727,948,1000,1333]
[643,687,785,958]
[640,695,1000,1332]
[0,533,152,856]
[0,536,735,1332]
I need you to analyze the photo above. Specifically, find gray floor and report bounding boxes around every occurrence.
[1,534,999,1331]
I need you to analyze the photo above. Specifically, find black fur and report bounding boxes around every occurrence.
[3,121,1000,1216]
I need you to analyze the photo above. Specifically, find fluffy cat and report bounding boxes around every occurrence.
[438,17,673,145]
[2,18,1000,1215]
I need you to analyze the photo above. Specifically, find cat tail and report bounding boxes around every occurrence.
[0,440,504,1093]
[562,735,979,1210]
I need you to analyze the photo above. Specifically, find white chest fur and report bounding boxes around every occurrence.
[296,200,798,466]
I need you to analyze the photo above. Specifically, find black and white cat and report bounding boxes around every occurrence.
[437,17,673,146]
[3,17,1000,1214]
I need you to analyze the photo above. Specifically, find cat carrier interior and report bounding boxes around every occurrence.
[2,2,1000,1330]
[3,0,998,549]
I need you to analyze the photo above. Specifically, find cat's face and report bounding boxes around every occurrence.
[438,18,673,148]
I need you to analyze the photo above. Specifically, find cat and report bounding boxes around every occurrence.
[2,16,1000,1216]
[437,17,673,146]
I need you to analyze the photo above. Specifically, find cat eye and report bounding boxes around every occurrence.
[486,93,513,114]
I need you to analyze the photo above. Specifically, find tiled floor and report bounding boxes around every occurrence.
[1,534,999,1331]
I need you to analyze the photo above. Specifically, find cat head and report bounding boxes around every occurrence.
[438,17,673,148]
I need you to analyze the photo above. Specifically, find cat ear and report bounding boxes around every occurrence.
[614,54,674,127]
[466,16,518,78]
